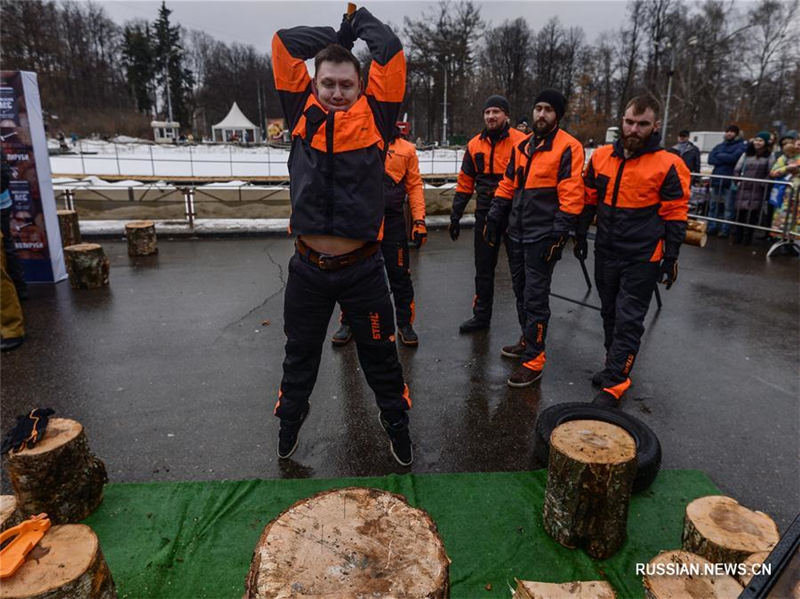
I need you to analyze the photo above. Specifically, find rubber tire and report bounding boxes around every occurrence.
[532,402,662,493]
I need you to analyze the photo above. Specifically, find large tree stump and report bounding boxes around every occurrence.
[682,495,780,565]
[738,551,770,587]
[124,220,158,256]
[0,524,116,599]
[642,550,743,599]
[687,219,708,233]
[514,579,616,599]
[56,210,81,247]
[5,418,107,524]
[542,420,637,559]
[64,244,109,289]
[684,229,708,247]
[244,487,450,598]
[1,495,23,531]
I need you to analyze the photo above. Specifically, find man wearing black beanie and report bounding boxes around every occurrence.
[485,88,585,387]
[450,95,527,333]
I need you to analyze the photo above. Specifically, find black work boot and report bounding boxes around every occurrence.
[277,405,310,459]
[331,324,352,346]
[591,369,611,388]
[591,390,620,409]
[501,336,526,359]
[378,412,413,466]
[397,324,419,347]
[507,363,543,388]
[459,316,490,334]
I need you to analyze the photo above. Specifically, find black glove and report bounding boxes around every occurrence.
[483,216,502,247]
[542,233,568,263]
[573,234,588,261]
[449,218,460,241]
[1,408,55,454]
[659,257,678,289]
[337,15,356,50]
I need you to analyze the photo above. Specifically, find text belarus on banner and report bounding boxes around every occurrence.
[0,71,66,283]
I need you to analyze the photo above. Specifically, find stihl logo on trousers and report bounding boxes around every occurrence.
[369,312,381,340]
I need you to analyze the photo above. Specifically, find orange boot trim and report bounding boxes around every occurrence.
[602,378,631,400]
[401,383,412,409]
[523,352,546,371]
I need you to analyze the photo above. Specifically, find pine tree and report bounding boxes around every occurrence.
[122,22,156,114]
[152,1,194,126]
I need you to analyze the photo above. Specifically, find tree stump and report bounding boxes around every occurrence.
[738,551,770,587]
[682,495,780,565]
[514,579,616,599]
[124,220,158,256]
[1,495,23,531]
[542,420,637,559]
[684,229,707,247]
[64,244,109,289]
[244,487,450,598]
[687,219,708,233]
[642,550,743,599]
[56,210,81,247]
[5,418,107,524]
[0,524,117,599]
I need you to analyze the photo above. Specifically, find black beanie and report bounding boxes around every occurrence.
[533,89,567,120]
[484,95,510,115]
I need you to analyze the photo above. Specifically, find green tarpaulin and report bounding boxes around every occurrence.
[83,469,719,598]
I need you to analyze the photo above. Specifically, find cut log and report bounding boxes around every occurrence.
[738,551,770,587]
[5,418,107,524]
[687,220,708,233]
[244,487,450,598]
[684,229,707,247]
[542,419,637,559]
[124,220,158,256]
[64,243,109,289]
[514,579,616,599]
[682,495,780,565]
[0,524,116,599]
[642,550,743,599]
[56,210,81,247]
[1,495,23,531]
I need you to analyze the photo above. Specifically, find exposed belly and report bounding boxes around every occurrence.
[300,234,366,255]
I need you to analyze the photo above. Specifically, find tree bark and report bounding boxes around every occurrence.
[642,550,743,599]
[542,420,637,560]
[124,220,158,256]
[64,243,110,289]
[1,495,23,531]
[6,418,107,524]
[514,579,616,599]
[0,524,117,599]
[244,487,450,599]
[56,210,81,247]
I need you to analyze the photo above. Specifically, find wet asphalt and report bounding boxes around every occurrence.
[1,230,798,528]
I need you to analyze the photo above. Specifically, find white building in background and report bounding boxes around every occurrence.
[211,102,261,143]
[151,120,180,144]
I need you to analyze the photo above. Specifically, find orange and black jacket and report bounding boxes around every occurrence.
[383,134,424,240]
[452,124,527,217]
[271,8,405,240]
[488,127,585,243]
[581,134,690,262]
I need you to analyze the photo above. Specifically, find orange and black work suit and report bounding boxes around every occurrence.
[272,9,411,423]
[452,124,527,322]
[488,127,585,370]
[581,134,689,400]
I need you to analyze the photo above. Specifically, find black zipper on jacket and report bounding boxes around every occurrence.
[325,112,335,234]
[608,157,626,249]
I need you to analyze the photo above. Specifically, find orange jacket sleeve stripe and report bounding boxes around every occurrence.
[556,139,586,215]
[271,34,312,93]
[403,143,426,222]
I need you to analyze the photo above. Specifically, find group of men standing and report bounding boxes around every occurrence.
[270,6,690,466]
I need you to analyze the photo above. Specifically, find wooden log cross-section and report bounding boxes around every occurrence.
[63,243,109,289]
[244,487,450,599]
[738,551,770,587]
[542,420,637,560]
[642,550,743,599]
[1,495,23,532]
[124,220,158,256]
[56,210,81,247]
[684,229,708,247]
[0,524,117,599]
[682,495,780,565]
[5,418,108,524]
[514,579,616,599]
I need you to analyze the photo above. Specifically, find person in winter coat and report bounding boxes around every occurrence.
[707,125,747,236]
[732,131,774,245]
[672,130,701,175]
[770,134,800,239]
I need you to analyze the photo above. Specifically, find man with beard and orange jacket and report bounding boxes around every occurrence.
[271,6,414,466]
[578,95,690,406]
[449,96,527,333]
[485,89,585,388]
[331,121,426,347]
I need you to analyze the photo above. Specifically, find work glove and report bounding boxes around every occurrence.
[337,14,356,50]
[483,216,502,248]
[412,220,427,248]
[542,232,568,263]
[1,408,55,454]
[659,257,678,289]
[448,218,460,241]
[573,234,588,261]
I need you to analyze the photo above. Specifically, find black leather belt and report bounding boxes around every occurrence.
[296,239,380,271]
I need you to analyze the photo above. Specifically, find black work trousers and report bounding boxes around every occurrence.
[473,209,507,322]
[594,251,660,384]
[506,238,556,367]
[277,248,410,424]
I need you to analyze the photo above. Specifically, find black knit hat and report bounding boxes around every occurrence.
[484,95,510,115]
[533,89,567,120]
[726,124,740,135]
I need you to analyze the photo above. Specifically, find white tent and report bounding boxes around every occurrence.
[211,102,261,142]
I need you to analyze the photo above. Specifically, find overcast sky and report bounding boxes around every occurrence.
[94,0,635,50]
